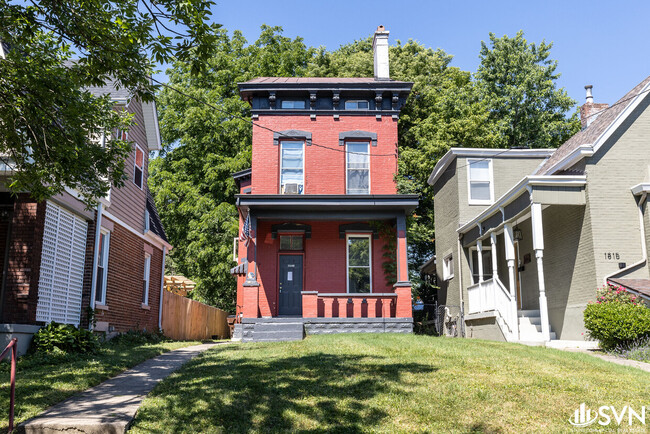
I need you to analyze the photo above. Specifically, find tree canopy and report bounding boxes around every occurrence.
[152,27,580,310]
[0,0,220,204]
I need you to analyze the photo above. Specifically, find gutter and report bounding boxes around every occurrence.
[457,234,465,337]
[158,246,166,330]
[604,191,648,285]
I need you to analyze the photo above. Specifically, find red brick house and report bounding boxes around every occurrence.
[0,80,171,354]
[231,26,418,341]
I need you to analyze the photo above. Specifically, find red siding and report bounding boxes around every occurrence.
[92,220,163,332]
[251,115,398,195]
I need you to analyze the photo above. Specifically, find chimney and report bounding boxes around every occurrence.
[580,84,609,129]
[373,25,390,80]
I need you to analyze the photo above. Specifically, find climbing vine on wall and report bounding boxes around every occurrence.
[370,221,397,286]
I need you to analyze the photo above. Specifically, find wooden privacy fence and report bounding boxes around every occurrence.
[161,290,229,340]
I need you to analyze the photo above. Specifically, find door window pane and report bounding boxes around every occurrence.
[280,235,303,250]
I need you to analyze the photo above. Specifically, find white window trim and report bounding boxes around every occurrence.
[345,141,371,195]
[279,140,305,194]
[233,236,238,262]
[346,233,372,293]
[142,253,151,306]
[96,230,110,305]
[345,100,370,110]
[442,253,454,281]
[133,144,145,190]
[466,158,494,205]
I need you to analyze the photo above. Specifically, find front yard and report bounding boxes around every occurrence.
[0,338,201,431]
[130,334,650,433]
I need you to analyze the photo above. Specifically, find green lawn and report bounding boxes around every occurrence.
[130,334,650,433]
[0,339,201,431]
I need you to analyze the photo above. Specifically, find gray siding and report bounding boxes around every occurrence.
[583,96,650,284]
[105,99,148,232]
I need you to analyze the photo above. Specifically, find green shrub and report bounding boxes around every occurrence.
[583,302,650,350]
[32,322,99,354]
[109,329,167,346]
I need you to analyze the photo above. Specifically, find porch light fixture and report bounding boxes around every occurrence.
[513,226,523,242]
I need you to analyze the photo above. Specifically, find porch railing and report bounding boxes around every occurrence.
[1,338,17,432]
[466,278,515,336]
[302,292,402,318]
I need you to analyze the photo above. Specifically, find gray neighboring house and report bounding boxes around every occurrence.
[428,77,650,345]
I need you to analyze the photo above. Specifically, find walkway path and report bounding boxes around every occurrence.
[18,342,221,434]
[563,348,650,373]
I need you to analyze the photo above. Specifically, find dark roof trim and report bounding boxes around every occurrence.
[239,82,413,93]
[273,130,312,146]
[232,168,252,180]
[146,189,168,242]
[236,194,419,214]
[339,130,377,147]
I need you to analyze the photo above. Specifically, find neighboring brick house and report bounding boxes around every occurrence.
[428,77,650,346]
[0,80,171,354]
[231,26,418,342]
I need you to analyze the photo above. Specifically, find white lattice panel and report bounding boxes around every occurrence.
[36,201,88,325]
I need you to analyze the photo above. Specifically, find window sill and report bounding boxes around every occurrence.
[141,303,150,310]
[95,304,109,311]
[468,201,493,206]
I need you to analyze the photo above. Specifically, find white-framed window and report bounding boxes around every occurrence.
[142,253,151,305]
[442,254,454,281]
[345,100,369,110]
[95,230,110,305]
[347,234,372,293]
[134,144,145,189]
[467,158,494,205]
[233,237,238,262]
[113,128,128,141]
[346,142,370,194]
[280,141,304,194]
[469,246,493,284]
[281,100,306,109]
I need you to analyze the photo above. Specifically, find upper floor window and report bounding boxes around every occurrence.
[346,142,369,194]
[280,141,304,194]
[467,159,493,204]
[134,145,144,189]
[345,100,369,110]
[281,100,306,109]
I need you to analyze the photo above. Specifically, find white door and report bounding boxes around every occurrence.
[36,201,88,325]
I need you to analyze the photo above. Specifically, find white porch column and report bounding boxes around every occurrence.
[476,239,484,283]
[490,233,498,277]
[531,203,551,341]
[504,224,519,340]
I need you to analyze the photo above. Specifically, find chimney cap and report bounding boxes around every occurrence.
[585,84,594,104]
[584,84,593,90]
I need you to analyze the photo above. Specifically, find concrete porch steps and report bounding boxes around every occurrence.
[518,310,556,341]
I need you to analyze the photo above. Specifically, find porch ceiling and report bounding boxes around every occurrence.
[236,194,419,220]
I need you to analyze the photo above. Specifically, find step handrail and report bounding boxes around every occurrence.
[1,338,17,432]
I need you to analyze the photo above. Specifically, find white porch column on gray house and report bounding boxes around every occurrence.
[476,238,484,283]
[490,233,498,277]
[504,224,519,339]
[531,203,551,341]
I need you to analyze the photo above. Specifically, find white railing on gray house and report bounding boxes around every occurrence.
[466,277,516,340]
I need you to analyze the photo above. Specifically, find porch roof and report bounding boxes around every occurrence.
[236,194,419,218]
[457,175,586,243]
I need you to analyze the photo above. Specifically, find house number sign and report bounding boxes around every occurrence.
[603,252,621,261]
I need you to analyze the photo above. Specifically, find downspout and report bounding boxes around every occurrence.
[457,234,465,337]
[603,192,647,285]
[158,246,166,330]
[88,201,103,329]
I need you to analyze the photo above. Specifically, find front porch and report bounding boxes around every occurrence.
[233,194,418,341]
[458,175,590,344]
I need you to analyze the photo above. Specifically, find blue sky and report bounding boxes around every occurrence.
[205,0,649,107]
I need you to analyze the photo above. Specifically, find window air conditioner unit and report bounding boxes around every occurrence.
[282,183,301,194]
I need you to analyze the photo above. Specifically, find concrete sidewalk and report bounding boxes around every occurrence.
[18,342,221,434]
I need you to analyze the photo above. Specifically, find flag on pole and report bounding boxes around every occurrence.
[240,213,251,247]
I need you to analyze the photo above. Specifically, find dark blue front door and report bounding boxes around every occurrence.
[279,255,303,315]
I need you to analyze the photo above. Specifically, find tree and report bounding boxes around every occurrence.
[475,31,579,149]
[0,0,220,204]
[150,26,314,310]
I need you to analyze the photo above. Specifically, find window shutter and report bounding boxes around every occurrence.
[36,201,88,325]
